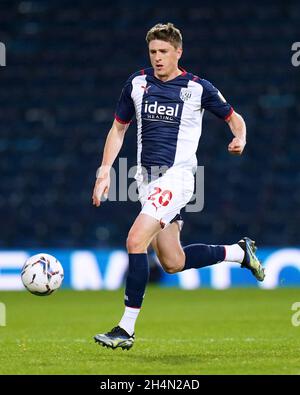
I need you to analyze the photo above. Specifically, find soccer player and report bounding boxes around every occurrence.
[92,23,265,350]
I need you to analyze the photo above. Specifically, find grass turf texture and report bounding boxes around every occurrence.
[0,288,299,375]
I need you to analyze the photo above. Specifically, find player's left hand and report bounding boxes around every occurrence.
[228,137,246,155]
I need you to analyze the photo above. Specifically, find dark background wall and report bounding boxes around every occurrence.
[0,0,299,248]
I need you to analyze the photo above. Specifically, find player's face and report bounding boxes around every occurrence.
[148,40,182,79]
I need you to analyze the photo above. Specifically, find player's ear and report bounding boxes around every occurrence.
[177,47,183,60]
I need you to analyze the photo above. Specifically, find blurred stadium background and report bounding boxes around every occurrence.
[0,0,300,290]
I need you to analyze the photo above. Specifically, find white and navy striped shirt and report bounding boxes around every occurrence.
[115,67,233,179]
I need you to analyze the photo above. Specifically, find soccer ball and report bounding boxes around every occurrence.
[21,253,64,296]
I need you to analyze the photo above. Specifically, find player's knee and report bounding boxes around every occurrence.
[160,255,184,274]
[126,233,145,253]
[164,265,180,274]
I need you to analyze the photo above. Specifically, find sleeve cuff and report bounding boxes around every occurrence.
[224,107,234,121]
[115,114,132,125]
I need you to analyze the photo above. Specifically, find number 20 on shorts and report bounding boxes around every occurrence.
[148,187,173,209]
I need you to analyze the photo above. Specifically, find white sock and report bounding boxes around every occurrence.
[224,244,245,263]
[118,306,140,336]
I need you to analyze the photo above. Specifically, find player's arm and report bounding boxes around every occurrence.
[92,76,135,207]
[226,111,246,156]
[92,119,130,207]
[200,78,246,156]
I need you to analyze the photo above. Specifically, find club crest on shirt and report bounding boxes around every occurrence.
[180,88,192,102]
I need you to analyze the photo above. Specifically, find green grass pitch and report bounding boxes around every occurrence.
[0,288,300,374]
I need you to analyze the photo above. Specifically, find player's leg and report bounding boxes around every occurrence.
[144,167,263,277]
[115,213,161,339]
[152,222,227,274]
[152,222,265,281]
[94,213,161,350]
[126,213,162,253]
[182,238,265,280]
[151,222,185,273]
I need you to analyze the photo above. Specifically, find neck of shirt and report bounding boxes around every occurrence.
[154,67,184,82]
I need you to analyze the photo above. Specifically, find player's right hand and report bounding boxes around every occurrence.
[92,174,110,207]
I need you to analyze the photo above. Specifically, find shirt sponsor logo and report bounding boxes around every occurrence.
[143,101,179,123]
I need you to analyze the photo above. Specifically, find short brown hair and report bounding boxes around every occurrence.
[146,23,183,49]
